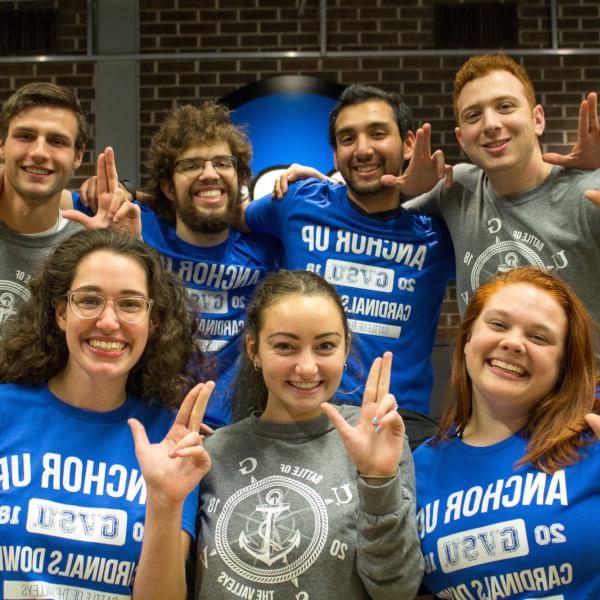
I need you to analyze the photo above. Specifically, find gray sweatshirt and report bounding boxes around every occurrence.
[195,405,423,599]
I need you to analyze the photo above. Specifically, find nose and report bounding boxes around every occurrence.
[499,330,525,354]
[198,159,219,180]
[354,133,373,159]
[481,108,501,133]
[295,352,318,377]
[30,136,50,161]
[95,299,120,331]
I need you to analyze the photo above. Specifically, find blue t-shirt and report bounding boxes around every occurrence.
[0,382,198,600]
[72,194,282,427]
[414,433,600,598]
[245,179,455,414]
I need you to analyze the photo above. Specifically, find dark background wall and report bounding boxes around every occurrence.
[1,0,599,408]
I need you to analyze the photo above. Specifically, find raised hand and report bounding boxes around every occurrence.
[272,163,329,199]
[129,382,214,505]
[381,123,453,196]
[63,147,141,237]
[321,352,405,478]
[543,92,600,170]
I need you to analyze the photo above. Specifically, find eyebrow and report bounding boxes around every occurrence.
[484,309,556,334]
[73,285,148,297]
[13,125,71,138]
[266,332,343,340]
[335,121,392,136]
[460,95,520,117]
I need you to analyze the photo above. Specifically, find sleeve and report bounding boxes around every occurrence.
[244,193,285,237]
[181,483,200,539]
[355,436,424,600]
[403,180,445,218]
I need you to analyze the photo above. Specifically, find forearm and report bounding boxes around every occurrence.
[356,440,424,600]
[133,495,189,600]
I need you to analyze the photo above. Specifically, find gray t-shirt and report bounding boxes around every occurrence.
[195,405,423,600]
[0,218,82,329]
[405,164,600,330]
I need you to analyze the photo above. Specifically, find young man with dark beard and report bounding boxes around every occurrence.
[73,102,282,428]
[242,84,456,449]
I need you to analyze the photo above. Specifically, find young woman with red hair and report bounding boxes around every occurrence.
[414,266,600,598]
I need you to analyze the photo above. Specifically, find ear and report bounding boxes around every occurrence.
[533,104,545,138]
[160,179,176,203]
[55,299,68,332]
[149,316,158,336]
[245,334,259,366]
[344,333,352,359]
[0,137,5,161]
[401,130,416,161]
[455,126,466,152]
[73,145,85,171]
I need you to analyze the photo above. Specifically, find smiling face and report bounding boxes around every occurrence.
[162,140,239,236]
[454,70,547,192]
[464,282,567,424]
[0,105,83,205]
[333,99,414,211]
[55,250,152,386]
[247,294,349,422]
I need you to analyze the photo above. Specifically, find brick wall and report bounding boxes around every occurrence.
[0,0,94,185]
[1,0,599,338]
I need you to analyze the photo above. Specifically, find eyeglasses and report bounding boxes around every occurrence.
[66,290,154,324]
[173,155,238,178]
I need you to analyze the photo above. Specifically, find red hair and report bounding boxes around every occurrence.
[433,267,599,474]
[453,53,537,123]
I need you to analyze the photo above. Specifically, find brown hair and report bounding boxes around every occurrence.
[453,53,537,123]
[146,101,252,225]
[0,82,88,152]
[433,266,598,474]
[0,228,202,408]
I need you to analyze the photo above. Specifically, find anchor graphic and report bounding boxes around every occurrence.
[239,488,301,566]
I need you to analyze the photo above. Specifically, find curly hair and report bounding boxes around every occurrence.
[146,101,252,225]
[0,228,202,408]
[232,270,351,421]
[0,82,88,152]
[453,53,537,123]
[328,83,415,147]
[432,266,599,474]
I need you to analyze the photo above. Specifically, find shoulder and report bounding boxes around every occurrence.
[231,229,283,260]
[204,417,253,452]
[129,398,177,431]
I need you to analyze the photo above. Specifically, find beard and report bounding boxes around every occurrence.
[174,191,240,234]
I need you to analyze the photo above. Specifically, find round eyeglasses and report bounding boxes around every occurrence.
[173,155,238,178]
[66,290,154,324]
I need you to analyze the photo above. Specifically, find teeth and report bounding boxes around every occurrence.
[484,140,508,148]
[88,339,125,352]
[489,359,525,375]
[354,165,378,172]
[197,190,222,197]
[289,381,320,390]
[25,167,51,175]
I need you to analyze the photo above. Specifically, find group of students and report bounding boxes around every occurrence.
[0,49,599,600]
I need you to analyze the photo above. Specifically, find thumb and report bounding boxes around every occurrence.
[585,413,600,439]
[542,152,569,167]
[128,418,150,452]
[584,189,600,208]
[61,209,95,228]
[321,402,353,439]
[380,174,403,188]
